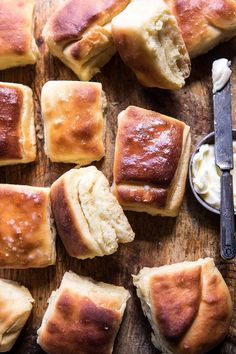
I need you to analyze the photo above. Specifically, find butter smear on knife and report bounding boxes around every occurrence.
[212,58,232,93]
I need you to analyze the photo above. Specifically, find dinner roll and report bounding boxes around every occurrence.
[168,0,236,58]
[112,106,191,216]
[0,0,38,70]
[42,0,131,81]
[133,258,232,354]
[50,166,134,260]
[112,0,190,89]
[0,184,56,268]
[41,81,106,165]
[0,278,34,352]
[0,82,36,166]
[37,271,130,354]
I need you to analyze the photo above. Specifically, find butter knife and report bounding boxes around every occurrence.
[213,80,236,260]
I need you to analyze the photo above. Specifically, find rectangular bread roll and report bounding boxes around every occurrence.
[50,166,135,259]
[0,184,56,268]
[111,0,190,89]
[0,82,36,166]
[112,106,191,216]
[37,271,130,354]
[168,0,236,58]
[0,0,38,70]
[0,278,34,352]
[41,81,106,165]
[42,0,131,81]
[133,258,232,354]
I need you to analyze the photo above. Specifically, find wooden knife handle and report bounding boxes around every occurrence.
[220,171,236,260]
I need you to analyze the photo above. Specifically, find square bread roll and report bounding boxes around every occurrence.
[168,0,236,58]
[0,82,36,166]
[133,258,233,354]
[112,106,191,217]
[0,0,38,70]
[111,0,190,89]
[37,271,130,354]
[0,278,34,352]
[50,166,135,260]
[42,0,131,81]
[0,184,56,268]
[41,81,106,165]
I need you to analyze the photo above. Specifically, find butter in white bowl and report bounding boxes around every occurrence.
[192,143,236,210]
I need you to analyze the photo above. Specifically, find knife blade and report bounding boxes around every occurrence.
[213,79,236,260]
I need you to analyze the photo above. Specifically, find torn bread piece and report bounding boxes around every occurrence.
[50,166,135,259]
[112,106,191,216]
[0,0,38,70]
[0,184,56,268]
[112,0,190,89]
[133,258,232,354]
[37,271,130,354]
[0,82,36,166]
[41,81,106,165]
[0,278,34,352]
[42,0,131,81]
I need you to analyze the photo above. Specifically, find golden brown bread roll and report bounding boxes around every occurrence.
[0,82,36,166]
[41,81,106,165]
[50,166,135,260]
[37,271,130,354]
[168,0,236,58]
[0,279,34,352]
[42,0,131,81]
[0,0,38,70]
[112,106,191,216]
[111,0,190,89]
[0,184,56,268]
[133,258,233,354]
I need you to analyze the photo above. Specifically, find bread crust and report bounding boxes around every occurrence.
[0,82,36,166]
[0,184,56,268]
[0,278,34,352]
[168,0,236,58]
[0,0,38,70]
[113,106,191,216]
[41,81,105,165]
[111,0,190,89]
[42,0,131,80]
[133,258,233,354]
[37,271,130,354]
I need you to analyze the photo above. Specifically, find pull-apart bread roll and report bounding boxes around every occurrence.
[168,0,236,58]
[113,106,191,216]
[50,166,134,259]
[41,81,106,165]
[42,0,131,81]
[0,184,56,268]
[0,0,38,70]
[111,0,190,89]
[0,82,36,166]
[0,279,34,352]
[133,258,232,354]
[37,271,130,354]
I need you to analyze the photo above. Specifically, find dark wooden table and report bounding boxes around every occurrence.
[0,1,235,353]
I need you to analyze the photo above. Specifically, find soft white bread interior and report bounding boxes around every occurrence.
[112,0,190,89]
[0,278,34,352]
[133,258,233,354]
[50,166,135,259]
[37,271,130,354]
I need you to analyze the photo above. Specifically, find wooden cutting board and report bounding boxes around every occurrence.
[0,1,235,353]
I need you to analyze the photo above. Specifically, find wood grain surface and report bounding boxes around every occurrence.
[0,1,235,353]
